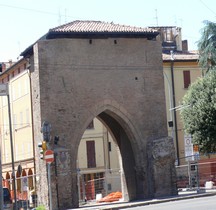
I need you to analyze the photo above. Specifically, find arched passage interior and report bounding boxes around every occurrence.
[76,109,143,205]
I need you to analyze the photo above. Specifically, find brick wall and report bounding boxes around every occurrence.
[30,37,176,209]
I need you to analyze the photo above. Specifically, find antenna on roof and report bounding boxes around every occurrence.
[155,9,158,26]
[17,41,21,60]
[65,8,67,23]
[58,8,61,25]
[174,15,177,26]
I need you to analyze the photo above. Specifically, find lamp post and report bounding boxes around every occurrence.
[0,83,17,209]
[7,90,17,209]
[170,51,180,166]
[163,71,174,138]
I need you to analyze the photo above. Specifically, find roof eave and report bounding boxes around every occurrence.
[0,57,26,76]
[20,33,48,58]
[20,31,159,58]
[163,59,199,62]
[46,31,159,40]
[20,45,34,58]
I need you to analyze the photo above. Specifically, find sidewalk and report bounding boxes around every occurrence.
[74,188,216,210]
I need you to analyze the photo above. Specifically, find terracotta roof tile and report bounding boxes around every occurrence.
[21,20,159,57]
[49,20,157,34]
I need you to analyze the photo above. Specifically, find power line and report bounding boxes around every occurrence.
[199,0,216,16]
[0,3,79,19]
[0,3,58,16]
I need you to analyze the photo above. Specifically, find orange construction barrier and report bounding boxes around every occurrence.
[98,191,122,203]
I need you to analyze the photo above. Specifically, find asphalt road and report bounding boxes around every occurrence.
[123,195,216,210]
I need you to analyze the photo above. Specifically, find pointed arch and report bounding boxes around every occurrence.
[16,170,21,193]
[75,99,144,159]
[5,172,11,189]
[73,100,147,201]
[28,168,34,190]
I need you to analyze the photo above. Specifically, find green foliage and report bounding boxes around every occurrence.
[180,70,216,153]
[198,21,216,74]
[36,205,46,210]
[183,20,216,153]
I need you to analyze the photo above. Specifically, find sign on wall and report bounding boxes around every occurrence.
[0,84,8,96]
[184,134,194,161]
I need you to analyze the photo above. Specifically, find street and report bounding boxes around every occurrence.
[123,195,216,210]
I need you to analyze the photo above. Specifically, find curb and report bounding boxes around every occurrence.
[113,192,216,210]
[76,191,216,210]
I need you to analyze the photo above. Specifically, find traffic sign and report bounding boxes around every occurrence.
[44,150,54,163]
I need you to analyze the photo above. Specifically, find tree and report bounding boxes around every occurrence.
[180,70,216,154]
[198,21,216,74]
[181,21,216,154]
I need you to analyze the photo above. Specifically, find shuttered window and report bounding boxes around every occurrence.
[86,140,96,168]
[183,70,191,88]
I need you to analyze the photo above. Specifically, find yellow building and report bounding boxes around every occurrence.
[163,51,201,165]
[163,51,216,187]
[77,118,121,200]
[0,58,34,202]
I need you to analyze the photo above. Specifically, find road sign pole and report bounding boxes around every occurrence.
[47,163,52,210]
[45,150,54,210]
[44,150,54,164]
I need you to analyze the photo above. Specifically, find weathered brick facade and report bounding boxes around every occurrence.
[28,34,177,209]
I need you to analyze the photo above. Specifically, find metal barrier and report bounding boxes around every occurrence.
[3,174,38,209]
[78,169,122,205]
[176,156,216,190]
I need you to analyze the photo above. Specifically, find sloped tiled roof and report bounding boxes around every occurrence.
[49,20,157,34]
[21,20,159,57]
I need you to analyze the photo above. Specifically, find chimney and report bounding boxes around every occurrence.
[9,59,13,67]
[2,63,6,71]
[182,40,188,52]
[0,63,7,73]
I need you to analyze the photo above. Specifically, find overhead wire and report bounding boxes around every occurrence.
[0,3,80,19]
[199,0,216,16]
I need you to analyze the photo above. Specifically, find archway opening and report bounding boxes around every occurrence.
[76,110,137,206]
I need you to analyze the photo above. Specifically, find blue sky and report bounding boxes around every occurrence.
[1,0,216,61]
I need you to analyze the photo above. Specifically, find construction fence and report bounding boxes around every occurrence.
[176,156,216,190]
[77,168,122,205]
[2,173,37,209]
[2,168,122,209]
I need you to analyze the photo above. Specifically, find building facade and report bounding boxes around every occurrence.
[163,51,201,165]
[1,25,216,207]
[0,59,122,205]
[3,23,206,209]
[159,26,216,188]
[0,59,35,204]
[22,20,176,209]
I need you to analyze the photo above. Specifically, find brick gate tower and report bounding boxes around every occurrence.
[22,21,177,210]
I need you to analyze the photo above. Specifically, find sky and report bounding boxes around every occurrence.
[1,0,216,61]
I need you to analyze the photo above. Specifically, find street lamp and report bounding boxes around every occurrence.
[41,121,51,142]
[0,83,17,209]
[163,71,174,130]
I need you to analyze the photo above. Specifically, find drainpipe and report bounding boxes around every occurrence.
[170,52,180,166]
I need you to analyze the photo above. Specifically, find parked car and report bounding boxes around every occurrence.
[3,187,13,210]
